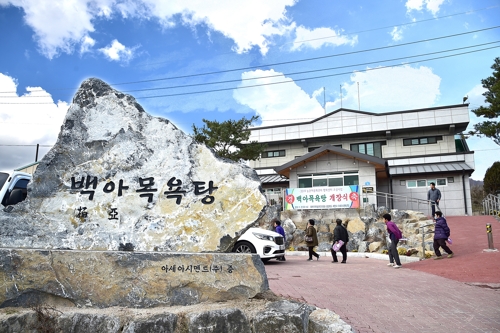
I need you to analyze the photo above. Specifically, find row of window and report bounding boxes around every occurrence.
[298,172,359,188]
[261,136,443,159]
[400,178,453,188]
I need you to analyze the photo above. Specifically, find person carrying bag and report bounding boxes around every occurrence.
[331,219,349,263]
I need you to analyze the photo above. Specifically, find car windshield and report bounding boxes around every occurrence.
[0,172,9,191]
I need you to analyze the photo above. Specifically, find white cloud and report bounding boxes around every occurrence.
[80,35,96,54]
[406,0,446,15]
[0,73,69,172]
[232,69,325,126]
[464,84,500,181]
[99,39,134,62]
[390,27,404,41]
[290,26,357,51]
[1,0,298,58]
[326,65,441,112]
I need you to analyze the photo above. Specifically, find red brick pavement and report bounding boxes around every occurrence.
[264,216,500,333]
[404,215,500,284]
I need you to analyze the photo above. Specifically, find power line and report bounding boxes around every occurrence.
[7,41,498,97]
[0,144,52,147]
[0,25,498,95]
[120,41,500,94]
[107,25,500,87]
[135,45,500,99]
[1,44,498,104]
[130,5,500,68]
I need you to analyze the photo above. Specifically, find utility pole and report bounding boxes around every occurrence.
[35,144,39,162]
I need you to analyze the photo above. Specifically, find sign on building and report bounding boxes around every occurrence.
[283,186,360,210]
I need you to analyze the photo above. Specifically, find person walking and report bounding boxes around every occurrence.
[383,213,403,268]
[305,219,320,261]
[427,182,442,218]
[274,220,286,261]
[433,211,454,259]
[331,219,349,263]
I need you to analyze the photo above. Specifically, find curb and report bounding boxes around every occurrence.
[284,251,421,263]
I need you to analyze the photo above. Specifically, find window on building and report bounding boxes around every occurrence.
[403,136,442,146]
[298,172,359,188]
[407,178,447,188]
[308,147,320,152]
[262,150,285,158]
[447,177,454,183]
[350,142,385,158]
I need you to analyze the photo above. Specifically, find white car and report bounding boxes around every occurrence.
[232,227,285,261]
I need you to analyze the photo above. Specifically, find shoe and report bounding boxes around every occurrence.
[393,265,402,268]
[447,254,454,258]
[307,258,313,261]
[332,260,338,263]
[387,263,394,267]
[317,254,320,261]
[341,261,346,264]
[434,256,443,260]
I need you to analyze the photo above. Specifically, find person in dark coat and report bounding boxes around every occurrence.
[274,220,286,261]
[433,211,453,259]
[331,219,349,263]
[305,219,320,261]
[427,182,442,217]
[383,213,403,268]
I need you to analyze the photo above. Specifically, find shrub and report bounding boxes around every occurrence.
[397,247,407,255]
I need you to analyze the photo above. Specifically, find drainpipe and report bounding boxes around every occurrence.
[462,170,468,215]
[389,174,394,210]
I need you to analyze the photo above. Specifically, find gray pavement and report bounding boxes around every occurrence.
[264,254,500,333]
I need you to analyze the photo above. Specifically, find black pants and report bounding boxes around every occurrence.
[433,238,453,257]
[431,202,440,217]
[388,238,401,266]
[331,243,347,262]
[308,246,319,259]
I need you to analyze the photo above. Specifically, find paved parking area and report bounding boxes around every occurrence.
[264,216,500,333]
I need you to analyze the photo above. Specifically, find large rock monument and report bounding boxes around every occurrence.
[0,79,354,332]
[0,78,267,252]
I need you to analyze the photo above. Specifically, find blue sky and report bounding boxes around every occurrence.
[0,0,499,180]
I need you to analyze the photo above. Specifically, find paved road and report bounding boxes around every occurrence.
[264,216,500,333]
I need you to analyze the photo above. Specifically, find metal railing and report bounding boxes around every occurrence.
[483,194,500,217]
[363,190,437,215]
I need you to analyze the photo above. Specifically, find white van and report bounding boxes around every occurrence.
[232,227,285,262]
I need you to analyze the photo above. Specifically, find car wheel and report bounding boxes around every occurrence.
[233,241,256,254]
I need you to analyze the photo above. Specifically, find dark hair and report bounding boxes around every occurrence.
[336,219,342,225]
[382,213,392,221]
[275,220,281,226]
[308,219,315,226]
[435,211,443,217]
[430,182,435,186]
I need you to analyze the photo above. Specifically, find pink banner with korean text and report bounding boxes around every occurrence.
[284,186,360,210]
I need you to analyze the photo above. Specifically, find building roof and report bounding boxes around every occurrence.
[248,104,470,145]
[259,174,289,183]
[274,144,387,178]
[389,162,474,175]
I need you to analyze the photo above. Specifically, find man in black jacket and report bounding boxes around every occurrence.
[331,219,349,263]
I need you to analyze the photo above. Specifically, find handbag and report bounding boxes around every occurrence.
[446,237,452,245]
[305,236,313,242]
[332,240,344,252]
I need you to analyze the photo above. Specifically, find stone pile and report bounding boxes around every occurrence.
[259,206,436,255]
